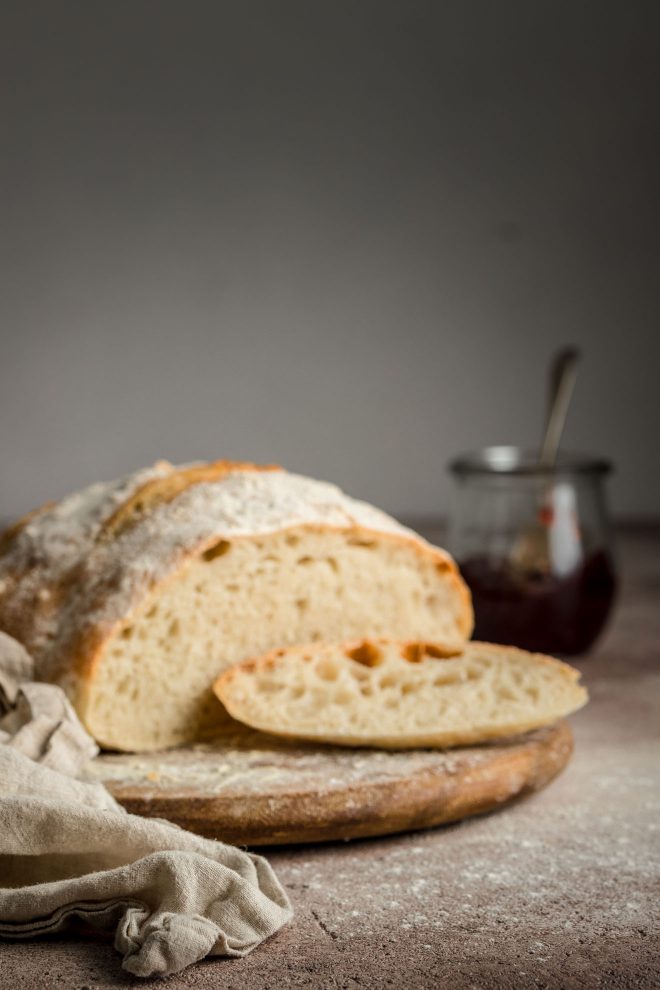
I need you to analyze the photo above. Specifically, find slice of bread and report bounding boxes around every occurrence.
[213,639,588,749]
[0,462,472,752]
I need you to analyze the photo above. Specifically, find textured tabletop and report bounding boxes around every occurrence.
[1,528,658,989]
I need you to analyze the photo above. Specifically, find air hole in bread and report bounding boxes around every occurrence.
[202,540,231,562]
[401,642,426,663]
[296,598,309,612]
[257,680,278,693]
[285,533,300,547]
[347,640,384,667]
[424,643,456,659]
[347,538,376,548]
[326,557,339,572]
[120,625,134,640]
[298,556,314,566]
[317,660,340,681]
[497,686,518,702]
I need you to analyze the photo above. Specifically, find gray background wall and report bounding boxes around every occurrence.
[1,1,658,522]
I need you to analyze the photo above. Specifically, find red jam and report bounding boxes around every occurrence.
[458,550,617,655]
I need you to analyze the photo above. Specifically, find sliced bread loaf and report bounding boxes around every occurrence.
[0,462,472,751]
[213,639,588,748]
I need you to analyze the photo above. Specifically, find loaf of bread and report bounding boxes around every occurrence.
[213,639,588,748]
[0,461,472,752]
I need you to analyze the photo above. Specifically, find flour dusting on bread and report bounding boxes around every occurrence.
[0,461,472,751]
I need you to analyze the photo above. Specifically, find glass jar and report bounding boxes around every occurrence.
[447,446,617,655]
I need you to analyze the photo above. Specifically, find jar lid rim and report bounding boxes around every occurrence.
[449,446,613,477]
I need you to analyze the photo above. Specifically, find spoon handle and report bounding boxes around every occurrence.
[539,347,581,467]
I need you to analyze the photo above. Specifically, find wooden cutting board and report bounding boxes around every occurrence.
[88,720,573,846]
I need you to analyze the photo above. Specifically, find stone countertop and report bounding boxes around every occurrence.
[1,528,658,989]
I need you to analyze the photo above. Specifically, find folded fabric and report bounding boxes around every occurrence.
[0,630,98,772]
[0,631,292,978]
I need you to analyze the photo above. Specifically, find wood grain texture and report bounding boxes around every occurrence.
[89,720,573,845]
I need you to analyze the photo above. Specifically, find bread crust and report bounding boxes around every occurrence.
[98,460,280,541]
[0,463,473,724]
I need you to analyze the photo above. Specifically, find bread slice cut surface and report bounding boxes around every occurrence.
[213,639,588,749]
[86,525,469,750]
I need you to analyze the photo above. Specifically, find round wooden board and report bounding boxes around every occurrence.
[88,721,574,846]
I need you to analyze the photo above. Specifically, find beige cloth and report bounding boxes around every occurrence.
[0,631,292,978]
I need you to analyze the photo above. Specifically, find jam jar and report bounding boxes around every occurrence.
[447,446,617,655]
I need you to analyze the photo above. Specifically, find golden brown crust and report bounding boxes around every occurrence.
[0,461,176,663]
[98,460,280,542]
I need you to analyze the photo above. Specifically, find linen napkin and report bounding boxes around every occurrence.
[0,630,292,978]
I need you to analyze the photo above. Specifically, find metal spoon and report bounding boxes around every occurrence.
[539,348,581,468]
[511,348,581,573]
